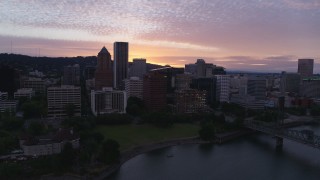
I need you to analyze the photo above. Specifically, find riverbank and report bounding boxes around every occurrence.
[94,129,251,180]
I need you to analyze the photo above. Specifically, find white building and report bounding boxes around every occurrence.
[14,88,35,99]
[47,85,81,118]
[91,87,127,116]
[215,75,230,102]
[0,91,17,112]
[20,128,80,156]
[124,77,143,99]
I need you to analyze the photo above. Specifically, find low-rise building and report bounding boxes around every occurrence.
[91,87,127,115]
[175,89,207,113]
[47,85,81,118]
[14,88,35,99]
[19,128,80,156]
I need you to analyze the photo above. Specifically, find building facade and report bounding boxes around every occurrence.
[20,128,80,156]
[91,87,127,115]
[62,64,80,85]
[175,89,207,113]
[298,59,314,78]
[14,88,35,99]
[215,75,230,103]
[95,47,113,90]
[129,58,147,79]
[143,71,167,112]
[124,77,143,99]
[114,42,129,89]
[47,85,81,118]
[22,77,46,95]
[300,78,320,98]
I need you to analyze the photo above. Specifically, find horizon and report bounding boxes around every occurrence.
[0,0,319,73]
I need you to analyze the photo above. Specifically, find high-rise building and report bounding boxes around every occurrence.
[91,87,127,115]
[47,85,81,118]
[95,47,113,90]
[143,71,167,112]
[124,77,143,99]
[215,75,230,103]
[62,64,80,85]
[114,42,129,89]
[129,58,146,79]
[298,59,314,78]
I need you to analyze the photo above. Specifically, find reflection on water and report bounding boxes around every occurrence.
[110,125,320,180]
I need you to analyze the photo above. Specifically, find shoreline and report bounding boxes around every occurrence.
[94,136,207,180]
[94,129,252,180]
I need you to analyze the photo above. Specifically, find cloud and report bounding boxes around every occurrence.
[282,0,320,10]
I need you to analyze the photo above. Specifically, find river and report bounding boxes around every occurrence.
[109,125,320,180]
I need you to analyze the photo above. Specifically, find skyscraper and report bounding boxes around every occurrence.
[95,46,113,90]
[298,59,314,78]
[114,42,129,89]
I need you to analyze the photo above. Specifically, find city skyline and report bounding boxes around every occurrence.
[0,0,319,73]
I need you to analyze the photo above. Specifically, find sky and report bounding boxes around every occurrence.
[0,0,320,73]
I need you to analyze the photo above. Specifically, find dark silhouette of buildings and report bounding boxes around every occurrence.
[298,59,314,78]
[143,71,167,112]
[95,47,113,90]
[114,42,128,89]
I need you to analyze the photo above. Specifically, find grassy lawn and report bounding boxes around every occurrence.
[95,123,200,151]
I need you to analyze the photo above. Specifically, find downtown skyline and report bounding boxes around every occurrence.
[0,0,320,73]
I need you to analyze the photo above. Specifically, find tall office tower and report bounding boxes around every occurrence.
[47,85,81,118]
[215,75,230,103]
[247,76,266,100]
[298,59,314,78]
[129,58,147,79]
[143,71,167,112]
[62,64,80,85]
[114,42,129,89]
[95,47,113,90]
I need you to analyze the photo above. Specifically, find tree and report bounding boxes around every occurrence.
[199,122,215,141]
[126,97,145,116]
[99,139,120,164]
[22,101,46,119]
[60,142,76,168]
[28,121,46,136]
[65,103,76,118]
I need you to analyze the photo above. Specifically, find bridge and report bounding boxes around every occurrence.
[244,120,320,149]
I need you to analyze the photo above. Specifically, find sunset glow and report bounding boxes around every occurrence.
[0,0,319,72]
